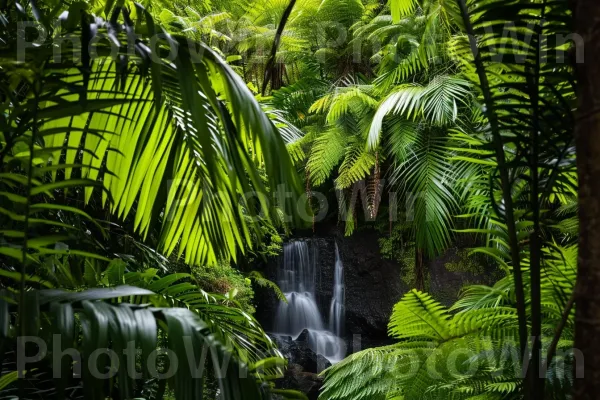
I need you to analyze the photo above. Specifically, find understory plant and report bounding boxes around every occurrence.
[315,0,578,397]
[320,245,577,400]
[0,0,305,398]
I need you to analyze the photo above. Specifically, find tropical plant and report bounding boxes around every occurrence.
[320,244,577,400]
[2,0,302,267]
[0,0,588,398]
[282,0,475,288]
[315,0,578,397]
[367,75,474,287]
[1,285,281,400]
[0,0,307,398]
[451,0,576,395]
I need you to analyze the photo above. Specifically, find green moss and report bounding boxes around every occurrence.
[444,249,485,275]
[378,232,429,290]
[192,261,256,314]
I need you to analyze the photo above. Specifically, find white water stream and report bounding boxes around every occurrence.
[274,240,346,363]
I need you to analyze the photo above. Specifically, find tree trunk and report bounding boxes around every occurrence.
[415,248,426,291]
[573,1,600,398]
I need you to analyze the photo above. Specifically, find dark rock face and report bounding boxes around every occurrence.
[254,227,407,346]
[428,247,498,306]
[280,365,322,400]
[270,332,331,400]
[334,229,407,342]
[272,331,332,374]
[254,224,494,398]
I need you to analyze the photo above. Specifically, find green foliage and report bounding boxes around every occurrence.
[0,0,583,399]
[192,262,257,313]
[248,270,288,303]
[1,3,302,269]
[0,1,307,399]
[319,0,365,27]
[0,253,283,392]
[321,289,520,400]
[0,286,278,400]
[367,75,474,257]
[321,243,577,399]
[444,249,484,275]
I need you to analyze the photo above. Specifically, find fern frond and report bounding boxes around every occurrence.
[248,271,287,303]
[320,344,404,400]
[307,128,347,186]
[388,289,450,341]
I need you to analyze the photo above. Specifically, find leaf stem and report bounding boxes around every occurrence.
[455,0,529,362]
[543,291,575,374]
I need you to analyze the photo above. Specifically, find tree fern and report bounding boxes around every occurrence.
[306,127,347,186]
[321,242,578,400]
[388,290,451,341]
[320,345,404,400]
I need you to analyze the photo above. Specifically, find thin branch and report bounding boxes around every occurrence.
[455,0,529,360]
[543,291,576,373]
[527,3,547,397]
[261,0,297,95]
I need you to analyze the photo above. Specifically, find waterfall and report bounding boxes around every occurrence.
[274,241,324,335]
[274,240,346,363]
[329,243,345,336]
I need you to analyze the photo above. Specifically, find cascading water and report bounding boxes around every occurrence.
[274,240,346,363]
[329,243,345,336]
[274,241,324,335]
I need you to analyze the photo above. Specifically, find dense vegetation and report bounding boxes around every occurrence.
[0,0,596,399]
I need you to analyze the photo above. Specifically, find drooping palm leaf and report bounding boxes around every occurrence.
[6,3,303,269]
[0,286,276,400]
